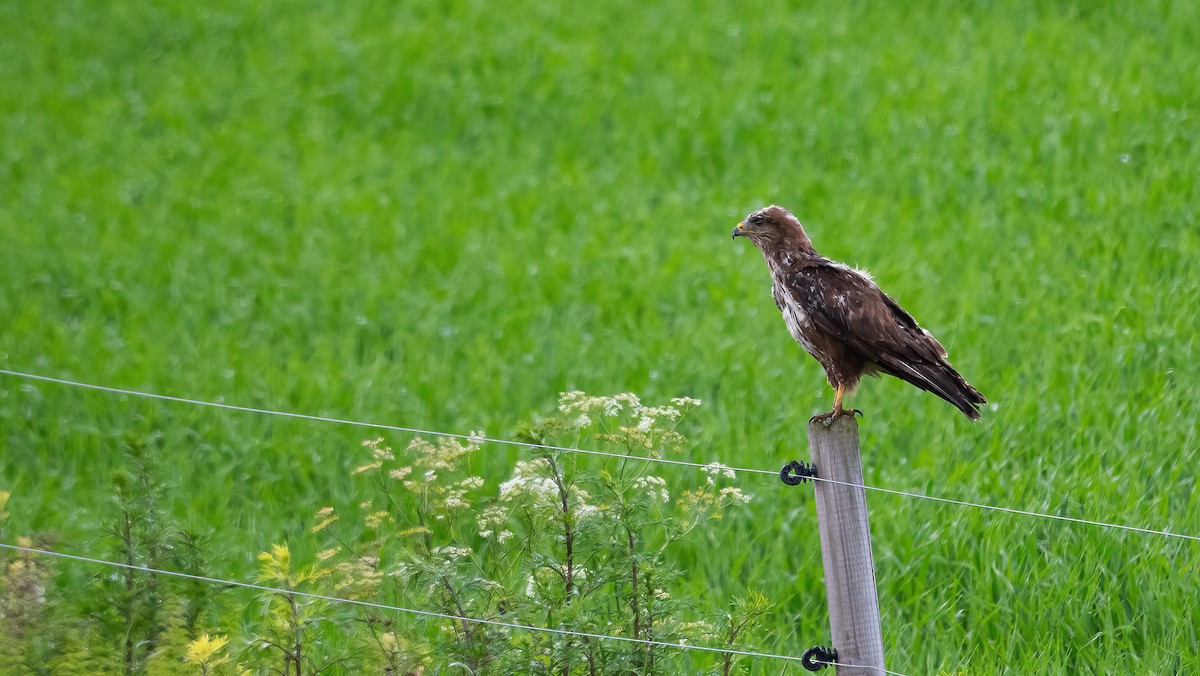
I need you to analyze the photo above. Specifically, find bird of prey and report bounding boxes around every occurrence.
[733,205,986,421]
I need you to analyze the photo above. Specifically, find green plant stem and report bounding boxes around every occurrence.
[626,526,640,643]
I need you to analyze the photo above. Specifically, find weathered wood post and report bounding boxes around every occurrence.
[808,415,885,675]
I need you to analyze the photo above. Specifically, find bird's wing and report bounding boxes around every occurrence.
[786,262,985,416]
[787,262,943,365]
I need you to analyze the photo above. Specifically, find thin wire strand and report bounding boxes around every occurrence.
[0,369,775,475]
[806,474,1200,543]
[2,368,1197,544]
[0,541,878,671]
[811,658,909,676]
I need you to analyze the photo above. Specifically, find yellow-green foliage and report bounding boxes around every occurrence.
[145,598,197,676]
[184,633,231,675]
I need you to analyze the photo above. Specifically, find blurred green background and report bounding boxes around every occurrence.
[1,0,1198,673]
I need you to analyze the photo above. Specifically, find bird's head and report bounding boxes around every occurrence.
[731,205,813,252]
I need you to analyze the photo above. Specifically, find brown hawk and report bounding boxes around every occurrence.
[733,205,986,421]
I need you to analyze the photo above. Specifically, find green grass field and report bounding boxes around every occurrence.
[2,0,1199,673]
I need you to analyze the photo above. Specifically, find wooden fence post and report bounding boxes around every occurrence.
[808,415,886,675]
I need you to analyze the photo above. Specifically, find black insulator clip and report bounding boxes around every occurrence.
[780,460,817,486]
[801,645,838,671]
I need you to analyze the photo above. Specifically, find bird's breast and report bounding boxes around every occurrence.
[772,282,822,358]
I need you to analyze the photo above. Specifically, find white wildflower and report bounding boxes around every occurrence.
[603,397,622,416]
[442,489,469,510]
[639,405,682,420]
[498,530,513,543]
[671,397,702,408]
[477,505,508,537]
[613,392,641,409]
[408,436,476,472]
[389,466,413,480]
[720,487,752,504]
[634,476,670,502]
[432,545,471,562]
[702,462,736,479]
[499,460,559,505]
[558,391,586,413]
[560,391,662,418]
[457,476,484,490]
[558,391,613,415]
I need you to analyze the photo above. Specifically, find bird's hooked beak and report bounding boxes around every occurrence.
[732,222,746,240]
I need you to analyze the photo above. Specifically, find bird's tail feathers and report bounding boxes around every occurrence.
[882,357,986,421]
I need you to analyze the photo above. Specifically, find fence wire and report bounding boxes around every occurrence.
[0,541,907,675]
[5,367,1196,674]
[2,368,1197,544]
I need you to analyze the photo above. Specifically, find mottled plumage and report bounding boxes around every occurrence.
[733,205,986,420]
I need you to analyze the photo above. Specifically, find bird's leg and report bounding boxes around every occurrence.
[834,383,864,418]
[810,383,863,424]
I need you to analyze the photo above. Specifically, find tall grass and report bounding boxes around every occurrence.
[2,0,1198,672]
